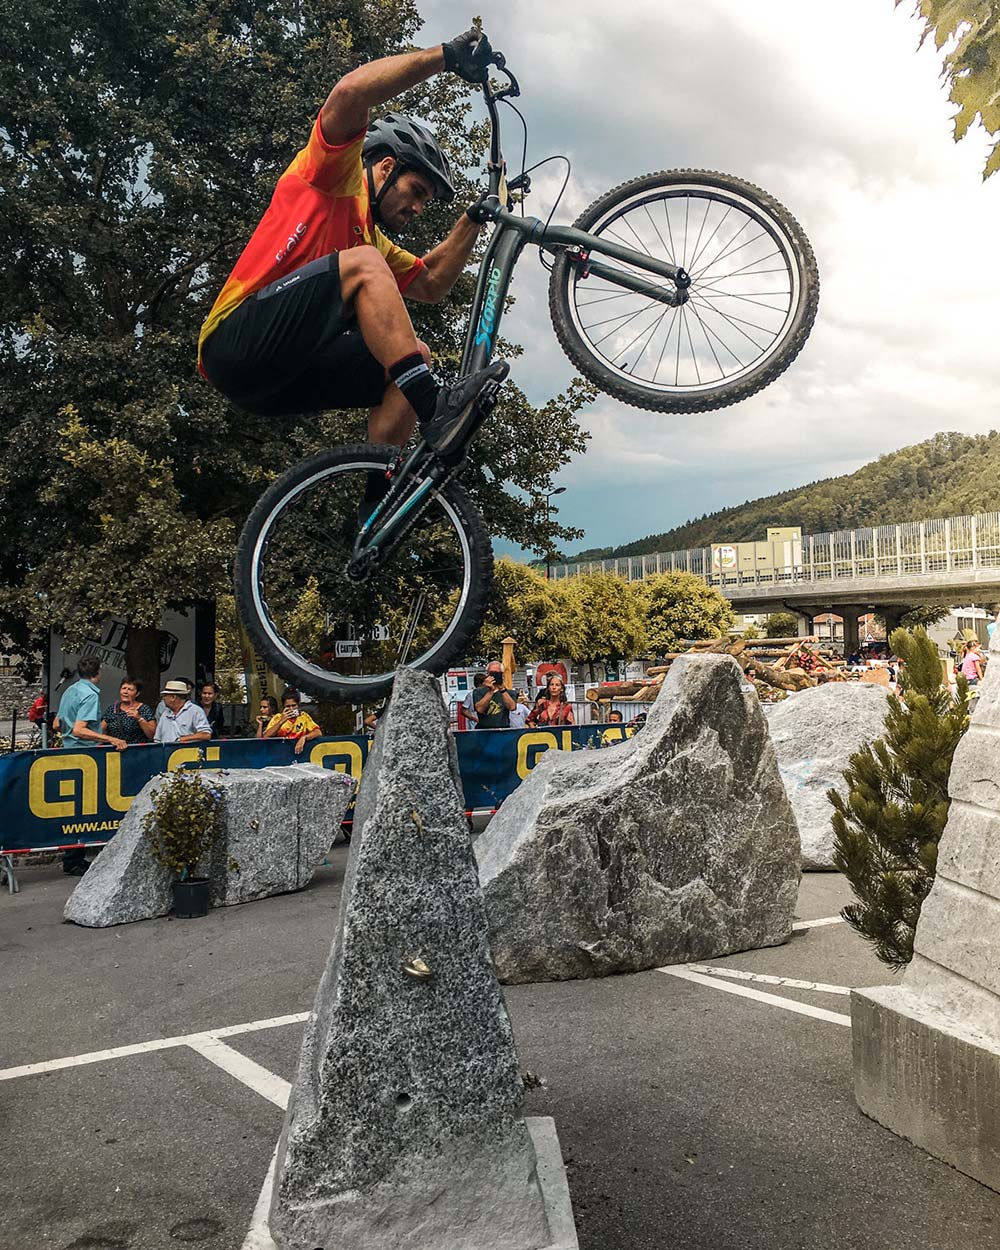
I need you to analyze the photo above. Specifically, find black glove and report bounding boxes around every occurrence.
[466,198,492,225]
[443,28,493,84]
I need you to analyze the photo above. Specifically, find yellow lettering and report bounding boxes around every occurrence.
[105,752,141,813]
[29,755,100,820]
[309,740,365,779]
[167,746,221,771]
[516,731,559,779]
[560,730,573,752]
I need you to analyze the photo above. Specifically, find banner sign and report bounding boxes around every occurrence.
[0,725,619,853]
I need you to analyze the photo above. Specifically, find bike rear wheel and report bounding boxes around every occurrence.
[233,444,493,704]
[548,170,819,413]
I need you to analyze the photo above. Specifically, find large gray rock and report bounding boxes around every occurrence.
[852,628,1000,1192]
[766,681,889,869]
[269,668,554,1250]
[476,654,800,984]
[64,764,353,927]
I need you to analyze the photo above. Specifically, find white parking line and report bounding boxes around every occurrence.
[187,1037,292,1108]
[0,1011,309,1082]
[792,915,845,930]
[657,965,852,1026]
[684,965,850,995]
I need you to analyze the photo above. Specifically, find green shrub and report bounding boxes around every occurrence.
[831,627,970,969]
[143,770,225,880]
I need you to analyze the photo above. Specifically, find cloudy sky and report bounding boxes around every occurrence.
[415,0,999,557]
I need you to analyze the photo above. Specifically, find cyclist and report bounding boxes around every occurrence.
[198,26,507,515]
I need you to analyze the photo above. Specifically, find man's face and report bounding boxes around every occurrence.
[374,160,435,231]
[163,693,184,713]
[487,665,503,687]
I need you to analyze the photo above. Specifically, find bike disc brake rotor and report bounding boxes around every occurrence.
[569,184,801,395]
[250,458,473,695]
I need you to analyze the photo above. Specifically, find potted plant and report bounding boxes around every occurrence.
[143,769,225,918]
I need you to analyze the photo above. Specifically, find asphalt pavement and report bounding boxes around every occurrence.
[2,856,998,1250]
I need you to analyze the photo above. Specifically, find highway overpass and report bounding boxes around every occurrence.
[551,510,1000,652]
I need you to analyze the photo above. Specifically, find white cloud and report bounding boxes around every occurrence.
[420,0,1000,552]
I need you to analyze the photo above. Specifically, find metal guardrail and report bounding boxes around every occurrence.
[550,510,1000,590]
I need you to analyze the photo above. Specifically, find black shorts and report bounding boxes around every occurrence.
[201,253,388,416]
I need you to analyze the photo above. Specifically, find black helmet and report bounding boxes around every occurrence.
[363,113,457,203]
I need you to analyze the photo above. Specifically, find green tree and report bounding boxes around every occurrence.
[831,627,970,969]
[561,572,647,681]
[763,611,799,638]
[904,0,1000,179]
[467,558,580,662]
[0,0,590,684]
[641,572,734,655]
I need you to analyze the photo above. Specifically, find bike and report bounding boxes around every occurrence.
[234,45,819,703]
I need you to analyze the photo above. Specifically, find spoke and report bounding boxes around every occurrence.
[591,300,655,348]
[609,303,670,364]
[687,204,733,273]
[690,227,768,281]
[681,306,701,385]
[696,249,784,285]
[663,197,679,267]
[574,289,639,308]
[627,304,672,375]
[619,211,655,259]
[688,305,749,370]
[582,302,655,333]
[694,289,791,314]
[689,217,753,280]
[685,300,725,379]
[686,197,712,279]
[681,195,690,269]
[642,201,674,263]
[690,295,773,350]
[651,305,682,383]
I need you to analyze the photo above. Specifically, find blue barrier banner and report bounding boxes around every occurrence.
[0,726,611,853]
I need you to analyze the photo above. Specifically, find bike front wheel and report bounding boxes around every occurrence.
[233,445,493,704]
[548,170,819,413]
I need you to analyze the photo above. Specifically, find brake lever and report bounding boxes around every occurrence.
[488,50,520,99]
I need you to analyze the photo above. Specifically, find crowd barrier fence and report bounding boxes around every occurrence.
[0,725,631,893]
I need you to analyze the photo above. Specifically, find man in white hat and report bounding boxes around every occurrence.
[154,680,213,745]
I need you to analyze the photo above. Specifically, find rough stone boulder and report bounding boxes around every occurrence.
[852,627,1000,1192]
[64,764,354,927]
[765,681,889,869]
[270,667,554,1250]
[476,654,800,984]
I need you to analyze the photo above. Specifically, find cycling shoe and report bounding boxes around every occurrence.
[420,360,509,457]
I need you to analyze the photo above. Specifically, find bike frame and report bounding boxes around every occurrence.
[352,54,690,570]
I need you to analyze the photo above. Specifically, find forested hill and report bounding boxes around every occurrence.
[571,431,1000,560]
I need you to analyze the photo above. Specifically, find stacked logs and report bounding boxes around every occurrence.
[586,636,847,712]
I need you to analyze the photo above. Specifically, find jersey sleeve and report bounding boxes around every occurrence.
[373,227,424,292]
[288,114,368,199]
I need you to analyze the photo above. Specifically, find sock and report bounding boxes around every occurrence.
[389,352,440,425]
[362,469,389,510]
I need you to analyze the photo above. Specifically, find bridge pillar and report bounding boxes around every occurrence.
[880,606,908,644]
[840,608,864,659]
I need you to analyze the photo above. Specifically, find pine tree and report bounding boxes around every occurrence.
[830,627,971,969]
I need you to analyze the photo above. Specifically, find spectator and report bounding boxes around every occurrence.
[255,695,279,737]
[461,672,487,728]
[154,679,212,744]
[600,708,632,747]
[263,688,323,755]
[508,690,532,730]
[155,677,194,720]
[101,677,155,745]
[198,681,225,737]
[988,612,1000,645]
[961,640,984,687]
[527,674,574,726]
[56,656,128,875]
[472,662,516,729]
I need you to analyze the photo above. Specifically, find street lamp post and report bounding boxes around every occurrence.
[545,487,567,580]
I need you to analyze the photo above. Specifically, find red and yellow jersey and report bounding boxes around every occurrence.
[197,115,424,365]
